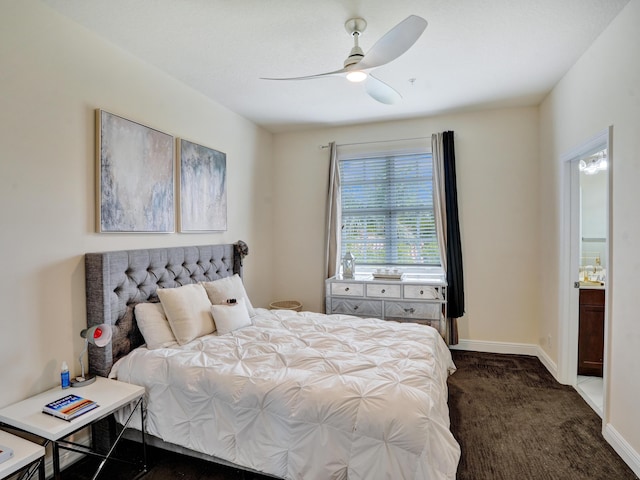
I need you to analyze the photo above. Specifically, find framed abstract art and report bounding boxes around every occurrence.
[178,138,227,232]
[96,110,174,233]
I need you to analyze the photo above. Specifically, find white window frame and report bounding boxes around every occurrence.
[337,139,440,275]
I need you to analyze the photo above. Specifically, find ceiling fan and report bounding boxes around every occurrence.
[261,15,428,105]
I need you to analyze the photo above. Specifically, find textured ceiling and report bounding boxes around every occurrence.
[41,0,629,133]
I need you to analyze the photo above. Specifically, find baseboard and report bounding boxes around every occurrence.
[450,339,559,379]
[450,339,539,356]
[603,423,640,478]
[535,345,559,381]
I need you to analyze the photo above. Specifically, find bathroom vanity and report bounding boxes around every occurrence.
[577,287,605,376]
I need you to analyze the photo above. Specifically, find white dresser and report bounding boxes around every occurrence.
[325,273,447,336]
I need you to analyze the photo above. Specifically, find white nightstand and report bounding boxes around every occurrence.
[0,430,45,480]
[0,376,146,480]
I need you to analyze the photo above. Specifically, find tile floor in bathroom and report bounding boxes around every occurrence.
[576,375,604,417]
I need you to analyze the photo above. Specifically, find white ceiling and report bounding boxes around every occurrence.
[41,0,629,133]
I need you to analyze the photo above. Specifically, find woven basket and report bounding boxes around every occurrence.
[269,300,302,312]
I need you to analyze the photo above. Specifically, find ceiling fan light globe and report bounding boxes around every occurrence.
[346,71,368,82]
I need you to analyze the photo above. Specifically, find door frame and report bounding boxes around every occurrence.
[558,126,612,421]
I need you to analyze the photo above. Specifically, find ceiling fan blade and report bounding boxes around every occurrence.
[366,74,402,105]
[358,15,427,70]
[261,67,349,81]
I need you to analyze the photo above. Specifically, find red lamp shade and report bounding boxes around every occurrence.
[80,324,112,348]
[72,323,113,387]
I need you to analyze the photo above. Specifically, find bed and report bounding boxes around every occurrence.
[85,243,460,480]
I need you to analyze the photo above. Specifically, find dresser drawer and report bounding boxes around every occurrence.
[330,282,364,297]
[403,285,440,300]
[365,283,401,299]
[384,301,442,320]
[330,298,383,317]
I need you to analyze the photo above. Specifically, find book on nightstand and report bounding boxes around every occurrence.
[0,444,13,463]
[42,394,98,421]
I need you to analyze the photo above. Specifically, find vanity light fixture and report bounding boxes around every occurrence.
[579,151,607,175]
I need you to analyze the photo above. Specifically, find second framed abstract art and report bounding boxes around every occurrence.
[178,138,227,232]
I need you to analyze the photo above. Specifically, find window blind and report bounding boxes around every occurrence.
[339,152,440,266]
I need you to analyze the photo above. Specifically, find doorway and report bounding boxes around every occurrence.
[559,127,612,421]
[576,148,608,415]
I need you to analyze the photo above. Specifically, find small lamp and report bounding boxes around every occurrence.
[342,251,355,278]
[71,324,112,387]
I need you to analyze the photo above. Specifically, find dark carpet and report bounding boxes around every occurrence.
[449,350,637,480]
[64,351,638,480]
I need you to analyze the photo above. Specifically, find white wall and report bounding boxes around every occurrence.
[539,0,640,472]
[272,107,540,346]
[0,0,274,408]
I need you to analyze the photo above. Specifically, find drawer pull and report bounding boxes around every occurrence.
[381,289,386,293]
[404,307,415,314]
[353,305,359,310]
[420,290,424,295]
[345,287,350,292]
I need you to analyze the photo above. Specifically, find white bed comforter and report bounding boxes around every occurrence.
[111,308,460,479]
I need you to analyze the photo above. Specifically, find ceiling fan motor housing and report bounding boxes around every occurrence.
[344,44,364,68]
[343,17,367,68]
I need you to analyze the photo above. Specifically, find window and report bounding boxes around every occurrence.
[339,148,439,267]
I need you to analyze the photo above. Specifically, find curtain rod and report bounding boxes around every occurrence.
[320,136,430,149]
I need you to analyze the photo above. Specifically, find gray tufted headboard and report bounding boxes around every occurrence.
[85,243,247,377]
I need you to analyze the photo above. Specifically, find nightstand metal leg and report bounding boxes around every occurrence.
[139,397,147,475]
[89,396,146,480]
[14,456,46,480]
[52,441,61,480]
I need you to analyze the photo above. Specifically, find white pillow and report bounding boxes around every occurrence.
[210,298,252,335]
[134,302,177,349]
[157,284,214,345]
[201,274,256,317]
